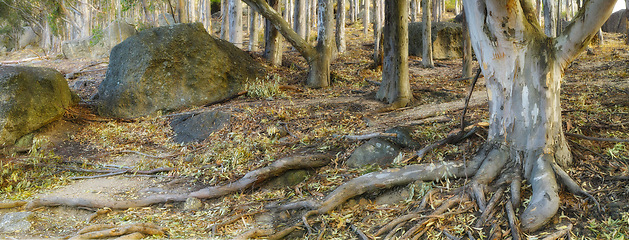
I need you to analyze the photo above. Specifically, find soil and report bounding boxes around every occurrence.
[0,23,628,239]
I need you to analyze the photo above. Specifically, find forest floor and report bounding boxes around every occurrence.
[1,24,628,239]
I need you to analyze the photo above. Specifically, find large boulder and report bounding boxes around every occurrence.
[409,22,463,60]
[62,20,137,59]
[0,66,77,147]
[97,23,264,119]
[602,9,628,33]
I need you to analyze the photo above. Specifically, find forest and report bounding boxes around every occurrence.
[1,0,629,239]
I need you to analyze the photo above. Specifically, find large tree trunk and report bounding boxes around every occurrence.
[463,0,616,232]
[263,0,283,66]
[229,0,244,47]
[376,0,411,107]
[422,0,433,68]
[336,0,346,53]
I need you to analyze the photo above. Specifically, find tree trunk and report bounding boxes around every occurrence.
[543,0,557,37]
[461,10,472,78]
[422,0,433,68]
[336,0,346,53]
[263,0,283,66]
[250,6,260,51]
[626,0,629,45]
[307,0,334,88]
[229,0,243,47]
[363,0,370,36]
[221,0,230,40]
[294,0,307,39]
[463,0,616,232]
[410,0,418,22]
[141,0,155,26]
[373,0,383,64]
[376,0,411,107]
[205,0,212,33]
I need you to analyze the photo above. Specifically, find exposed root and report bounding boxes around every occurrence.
[266,224,303,240]
[551,162,602,212]
[475,186,505,228]
[233,228,274,240]
[209,210,266,234]
[26,154,331,210]
[113,232,145,240]
[69,223,166,240]
[416,126,479,160]
[0,201,26,209]
[398,194,470,239]
[520,154,560,232]
[541,223,573,240]
[87,208,112,222]
[505,200,522,240]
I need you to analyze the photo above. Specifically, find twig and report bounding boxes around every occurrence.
[565,132,629,143]
[475,186,505,228]
[461,68,482,131]
[233,228,274,240]
[542,223,573,240]
[334,132,397,141]
[350,224,370,240]
[416,127,478,160]
[210,210,265,234]
[442,230,461,240]
[70,171,127,180]
[267,224,302,240]
[69,167,174,180]
[87,208,112,222]
[120,150,176,159]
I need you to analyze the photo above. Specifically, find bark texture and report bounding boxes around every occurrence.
[335,0,346,53]
[376,0,411,107]
[229,0,244,47]
[422,0,434,67]
[264,0,283,66]
[463,0,616,232]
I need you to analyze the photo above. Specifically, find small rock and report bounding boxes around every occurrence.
[264,170,310,189]
[0,212,32,233]
[385,126,421,149]
[170,111,231,144]
[184,197,203,211]
[346,138,401,168]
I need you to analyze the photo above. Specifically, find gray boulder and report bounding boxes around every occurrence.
[0,212,32,233]
[346,138,402,168]
[158,13,177,26]
[0,66,76,147]
[409,22,463,60]
[602,9,628,33]
[62,20,137,59]
[170,111,231,144]
[97,23,264,119]
[18,26,39,49]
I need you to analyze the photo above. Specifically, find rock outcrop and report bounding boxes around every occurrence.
[409,22,463,60]
[602,9,628,33]
[97,23,264,119]
[0,66,77,147]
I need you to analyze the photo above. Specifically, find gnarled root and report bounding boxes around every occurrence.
[69,223,166,239]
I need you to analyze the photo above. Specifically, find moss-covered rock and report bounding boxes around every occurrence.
[0,66,77,147]
[97,23,265,119]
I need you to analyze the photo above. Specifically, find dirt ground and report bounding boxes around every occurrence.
[0,24,628,239]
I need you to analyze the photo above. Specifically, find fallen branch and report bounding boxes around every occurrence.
[27,154,330,210]
[69,167,174,180]
[120,150,176,159]
[334,132,397,141]
[565,133,629,143]
[210,210,265,234]
[542,224,573,240]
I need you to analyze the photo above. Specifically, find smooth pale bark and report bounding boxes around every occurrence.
[205,0,212,33]
[263,0,283,66]
[422,0,434,68]
[349,0,356,22]
[410,0,418,22]
[244,0,332,87]
[543,0,557,37]
[178,0,188,23]
[626,0,629,45]
[221,0,230,40]
[336,0,346,53]
[432,0,442,22]
[363,0,370,35]
[294,0,307,38]
[373,0,383,64]
[229,0,244,47]
[376,0,411,107]
[463,0,616,232]
[250,6,260,51]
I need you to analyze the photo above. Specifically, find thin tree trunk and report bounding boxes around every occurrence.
[264,0,283,66]
[626,0,629,45]
[307,0,333,88]
[221,0,230,40]
[543,0,557,37]
[422,0,433,68]
[410,0,418,22]
[205,0,212,33]
[376,0,411,107]
[294,0,307,38]
[373,0,383,64]
[363,0,370,36]
[229,0,243,47]
[336,0,346,53]
[250,6,259,51]
[349,0,356,22]
[461,10,472,78]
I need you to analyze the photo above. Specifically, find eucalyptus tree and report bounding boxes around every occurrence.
[245,0,334,88]
[294,0,307,38]
[422,0,434,67]
[229,0,243,47]
[373,0,383,64]
[463,0,616,231]
[263,0,283,66]
[249,5,259,51]
[363,0,369,35]
[375,0,412,108]
[335,0,346,53]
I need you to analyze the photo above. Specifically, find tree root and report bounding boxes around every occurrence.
[0,201,26,209]
[26,154,331,210]
[233,228,274,240]
[69,223,166,240]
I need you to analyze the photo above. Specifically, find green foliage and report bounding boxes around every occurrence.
[245,75,288,99]
[586,213,629,239]
[90,26,103,46]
